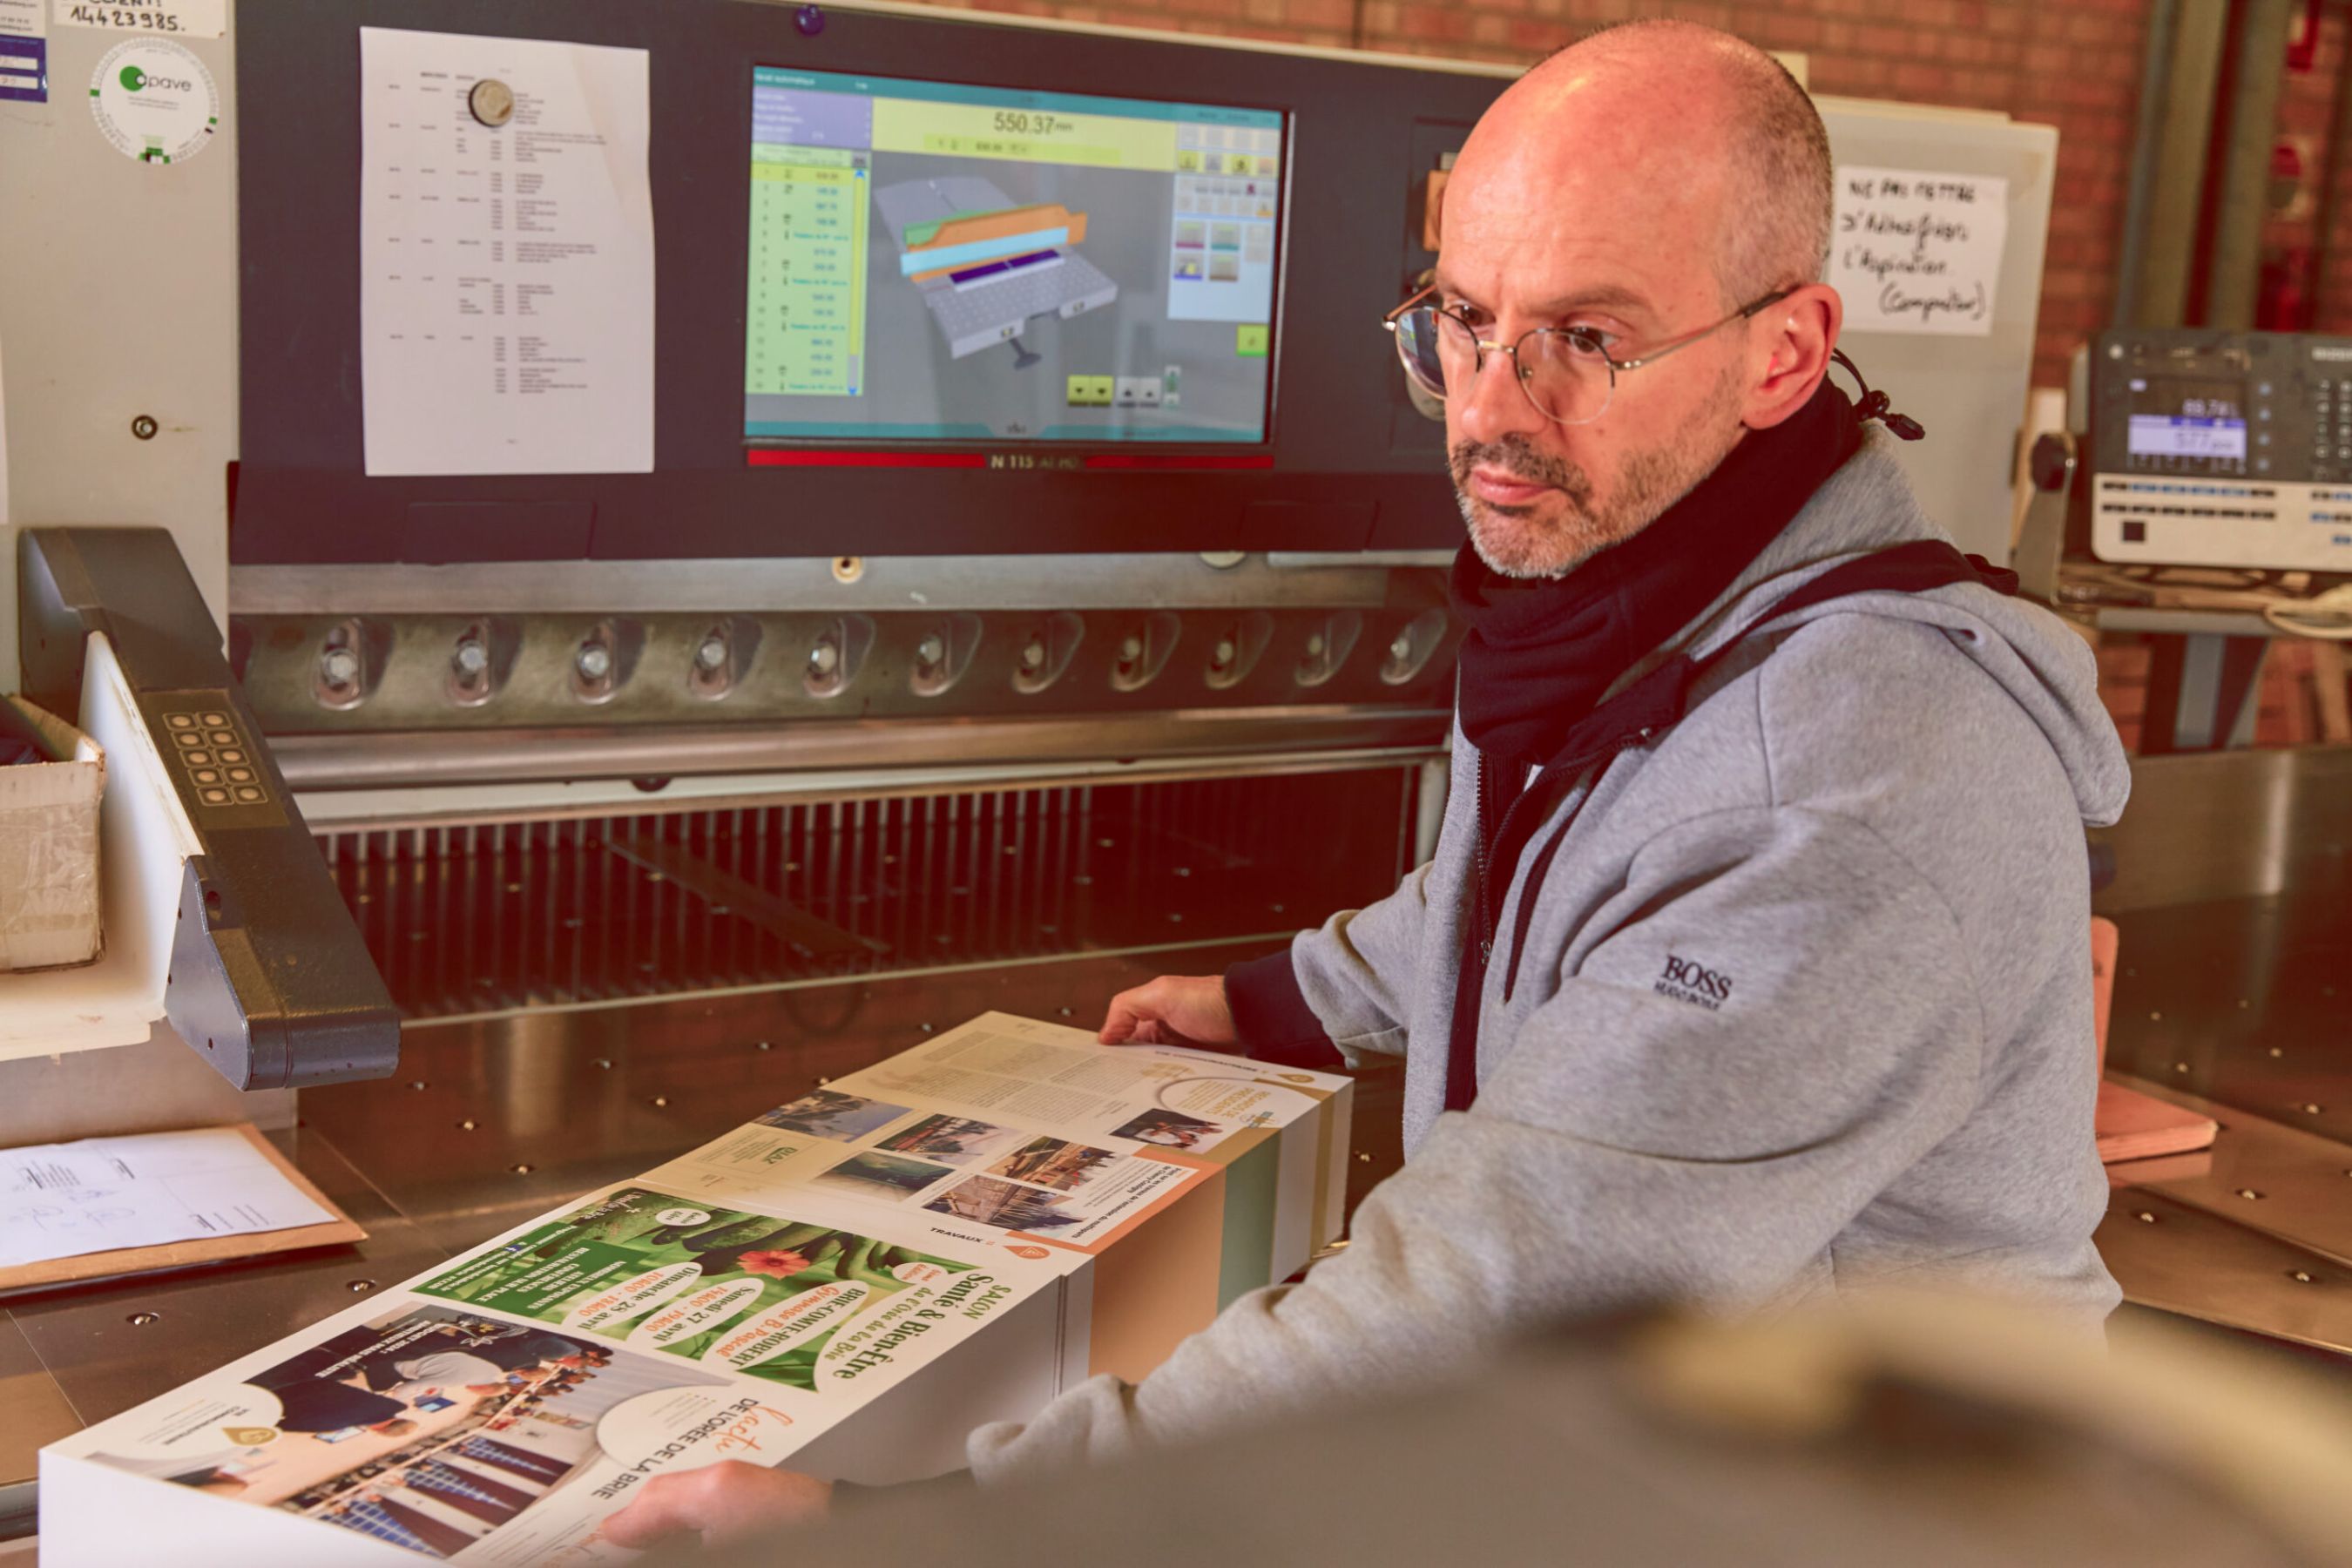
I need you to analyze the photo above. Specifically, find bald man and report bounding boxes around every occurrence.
[609,24,2127,1544]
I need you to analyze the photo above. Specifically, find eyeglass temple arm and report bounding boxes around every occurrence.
[1382,283,1439,328]
[1610,285,1801,372]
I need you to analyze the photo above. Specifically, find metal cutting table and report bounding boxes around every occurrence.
[11,744,2352,1538]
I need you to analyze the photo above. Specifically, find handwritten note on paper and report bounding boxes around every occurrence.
[1830,166,2009,337]
[1,1127,333,1268]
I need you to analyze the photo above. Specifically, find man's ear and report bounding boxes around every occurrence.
[1742,283,1842,430]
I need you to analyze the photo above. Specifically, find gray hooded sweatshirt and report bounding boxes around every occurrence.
[967,436,2132,1482]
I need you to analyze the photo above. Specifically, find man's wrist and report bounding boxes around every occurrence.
[1223,949,1344,1069]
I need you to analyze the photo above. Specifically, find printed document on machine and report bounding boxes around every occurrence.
[1,1127,335,1268]
[359,27,654,476]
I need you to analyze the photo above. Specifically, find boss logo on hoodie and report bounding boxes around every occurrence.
[1655,953,1734,1010]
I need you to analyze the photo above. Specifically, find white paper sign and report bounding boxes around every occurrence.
[51,0,225,38]
[360,27,655,476]
[1830,166,2007,337]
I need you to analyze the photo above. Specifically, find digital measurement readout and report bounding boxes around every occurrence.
[2124,378,2248,472]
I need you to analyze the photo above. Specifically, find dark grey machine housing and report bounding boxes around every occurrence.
[17,530,401,1089]
[230,0,1502,567]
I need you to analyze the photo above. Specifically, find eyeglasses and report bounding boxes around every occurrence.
[1382,284,1798,426]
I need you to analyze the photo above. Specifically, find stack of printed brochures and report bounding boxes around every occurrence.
[42,1012,1351,1565]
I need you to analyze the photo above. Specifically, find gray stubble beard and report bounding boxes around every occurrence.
[1450,359,1749,579]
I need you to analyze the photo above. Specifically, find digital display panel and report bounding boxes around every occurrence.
[745,68,1284,444]
[2124,377,2247,473]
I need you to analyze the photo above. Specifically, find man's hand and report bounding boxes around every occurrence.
[1098,975,1237,1048]
[600,1463,832,1551]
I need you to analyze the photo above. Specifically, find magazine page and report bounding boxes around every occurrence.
[643,1071,1216,1259]
[841,1012,1347,1156]
[51,1185,1063,1563]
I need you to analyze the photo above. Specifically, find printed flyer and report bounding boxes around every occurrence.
[646,1083,1214,1256]
[49,1296,797,1564]
[41,1015,1350,1563]
[412,1187,1023,1390]
[649,1013,1351,1271]
[46,1184,1065,1563]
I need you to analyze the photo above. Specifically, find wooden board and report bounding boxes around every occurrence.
[2095,1081,2219,1166]
[0,1124,365,1294]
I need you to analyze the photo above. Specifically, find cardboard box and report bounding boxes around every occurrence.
[0,694,105,973]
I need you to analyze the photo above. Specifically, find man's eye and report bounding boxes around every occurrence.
[1561,328,1617,359]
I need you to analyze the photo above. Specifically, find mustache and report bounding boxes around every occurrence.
[1448,435,1592,500]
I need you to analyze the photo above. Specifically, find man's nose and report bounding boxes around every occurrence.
[1456,342,1548,445]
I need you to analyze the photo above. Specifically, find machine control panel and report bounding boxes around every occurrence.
[155,700,281,816]
[2090,328,2352,569]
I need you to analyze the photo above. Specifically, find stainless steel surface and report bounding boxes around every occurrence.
[2087,605,2281,639]
[235,598,1460,745]
[2093,1188,2352,1355]
[2094,743,2352,1352]
[2106,1075,2352,1263]
[1266,551,1456,570]
[231,554,1408,616]
[288,744,1445,832]
[2089,743,2352,910]
[0,949,1410,1497]
[269,707,1453,789]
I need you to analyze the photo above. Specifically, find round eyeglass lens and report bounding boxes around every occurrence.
[1393,307,1451,398]
[1519,330,1615,424]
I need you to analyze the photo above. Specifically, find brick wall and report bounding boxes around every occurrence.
[907,0,2156,388]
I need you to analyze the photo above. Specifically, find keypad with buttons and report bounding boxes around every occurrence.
[152,700,275,814]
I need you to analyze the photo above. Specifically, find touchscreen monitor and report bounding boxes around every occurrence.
[745,67,1285,445]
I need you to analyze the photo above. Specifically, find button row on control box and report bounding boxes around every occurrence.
[164,712,230,730]
[2109,481,2275,498]
[196,785,267,807]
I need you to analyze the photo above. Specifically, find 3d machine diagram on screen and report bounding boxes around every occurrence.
[875,176,1119,364]
[743,67,1281,443]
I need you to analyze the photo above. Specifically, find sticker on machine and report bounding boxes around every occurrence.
[87,37,218,165]
[0,0,46,105]
[1828,166,2007,337]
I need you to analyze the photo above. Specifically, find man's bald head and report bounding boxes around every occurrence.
[1508,21,1832,304]
[1430,20,1846,578]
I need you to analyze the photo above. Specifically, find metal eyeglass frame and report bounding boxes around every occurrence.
[1381,283,1800,426]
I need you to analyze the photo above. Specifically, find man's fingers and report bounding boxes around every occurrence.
[1098,993,1144,1043]
[1098,981,1168,1044]
[599,1470,706,1550]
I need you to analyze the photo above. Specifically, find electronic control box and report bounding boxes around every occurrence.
[2089,328,2352,571]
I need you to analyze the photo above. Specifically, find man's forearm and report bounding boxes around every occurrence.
[1224,949,1345,1069]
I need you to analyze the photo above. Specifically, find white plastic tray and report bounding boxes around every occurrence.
[0,632,201,1059]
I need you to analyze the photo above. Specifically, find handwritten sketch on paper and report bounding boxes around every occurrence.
[1829,166,2009,338]
[359,27,654,476]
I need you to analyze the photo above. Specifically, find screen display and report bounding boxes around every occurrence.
[745,68,1283,444]
[2124,377,2247,473]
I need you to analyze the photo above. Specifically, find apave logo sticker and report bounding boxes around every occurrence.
[89,38,217,165]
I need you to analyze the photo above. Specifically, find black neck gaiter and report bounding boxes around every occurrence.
[1448,382,1863,769]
